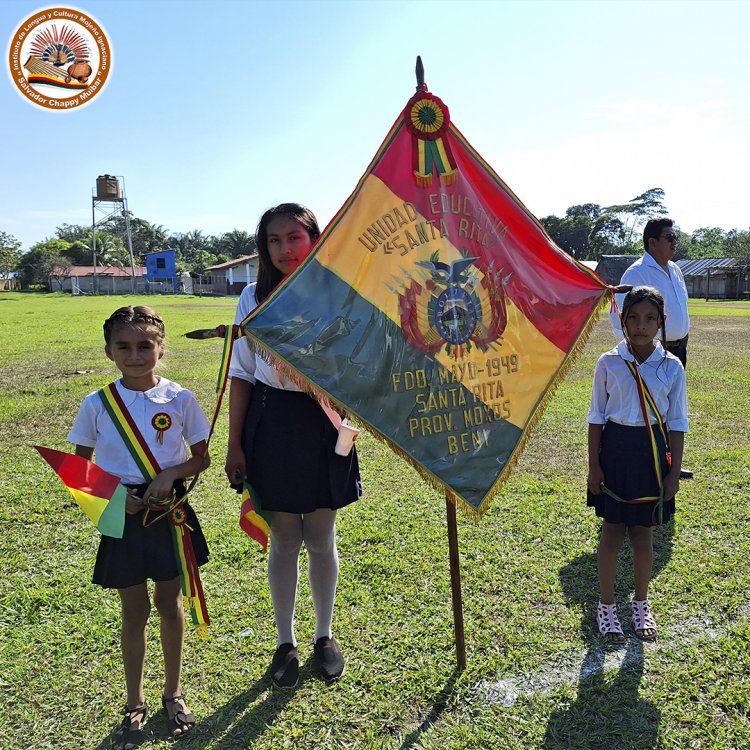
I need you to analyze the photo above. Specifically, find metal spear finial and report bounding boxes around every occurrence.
[184,325,227,339]
[415,56,427,92]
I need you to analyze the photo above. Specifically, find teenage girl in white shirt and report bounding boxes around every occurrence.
[587,286,688,643]
[225,203,361,689]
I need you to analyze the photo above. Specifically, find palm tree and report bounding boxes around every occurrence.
[218,229,257,258]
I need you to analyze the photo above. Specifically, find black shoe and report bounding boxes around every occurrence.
[313,636,345,682]
[680,469,694,479]
[270,643,298,689]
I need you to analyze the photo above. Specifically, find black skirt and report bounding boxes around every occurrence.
[240,382,362,513]
[587,420,675,527]
[92,481,209,589]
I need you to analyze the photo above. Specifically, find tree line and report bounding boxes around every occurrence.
[0,215,257,288]
[539,187,750,262]
[1,188,749,288]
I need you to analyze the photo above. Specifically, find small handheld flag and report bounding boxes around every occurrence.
[35,446,127,538]
[239,482,272,552]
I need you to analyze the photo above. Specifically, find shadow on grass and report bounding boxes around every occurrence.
[398,667,462,750]
[134,657,319,749]
[544,522,675,749]
[543,638,659,749]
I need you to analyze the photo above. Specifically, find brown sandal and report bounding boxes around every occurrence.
[162,694,195,738]
[113,704,147,750]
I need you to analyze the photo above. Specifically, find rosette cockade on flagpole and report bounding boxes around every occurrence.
[239,63,610,515]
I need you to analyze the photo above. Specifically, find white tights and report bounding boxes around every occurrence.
[267,509,339,646]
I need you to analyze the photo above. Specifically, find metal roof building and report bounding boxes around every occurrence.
[676,257,749,299]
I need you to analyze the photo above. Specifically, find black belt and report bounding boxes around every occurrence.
[666,336,688,347]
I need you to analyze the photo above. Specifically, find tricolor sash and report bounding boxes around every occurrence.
[98,382,210,630]
[599,359,671,525]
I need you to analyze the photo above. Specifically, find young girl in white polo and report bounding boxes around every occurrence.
[587,286,688,643]
[69,306,210,749]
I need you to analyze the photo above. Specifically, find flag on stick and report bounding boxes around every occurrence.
[35,445,126,538]
[238,72,611,515]
[239,482,272,552]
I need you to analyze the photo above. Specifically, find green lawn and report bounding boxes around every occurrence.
[1,293,748,750]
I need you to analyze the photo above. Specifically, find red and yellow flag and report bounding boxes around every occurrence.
[35,445,126,538]
[239,482,272,552]
[241,82,609,514]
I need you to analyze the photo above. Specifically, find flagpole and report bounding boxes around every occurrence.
[417,52,466,667]
[445,492,466,669]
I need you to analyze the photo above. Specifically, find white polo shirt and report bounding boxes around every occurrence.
[588,341,689,432]
[228,282,302,391]
[68,378,210,484]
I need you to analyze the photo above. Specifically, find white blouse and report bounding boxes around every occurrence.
[67,377,210,484]
[588,341,689,432]
[228,282,302,391]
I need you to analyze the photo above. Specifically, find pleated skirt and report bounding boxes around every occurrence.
[587,420,675,527]
[93,481,209,589]
[241,382,362,514]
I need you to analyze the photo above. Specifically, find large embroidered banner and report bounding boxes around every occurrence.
[242,83,609,514]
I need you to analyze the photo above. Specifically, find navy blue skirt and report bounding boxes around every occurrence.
[587,420,675,527]
[240,382,362,513]
[92,481,209,589]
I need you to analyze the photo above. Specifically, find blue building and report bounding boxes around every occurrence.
[145,250,179,293]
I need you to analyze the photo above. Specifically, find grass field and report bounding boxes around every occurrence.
[0,292,748,750]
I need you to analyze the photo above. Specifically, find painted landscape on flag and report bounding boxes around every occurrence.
[241,81,610,514]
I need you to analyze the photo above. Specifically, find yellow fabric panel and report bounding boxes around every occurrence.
[68,488,107,526]
[315,174,458,323]
[314,174,565,428]
[432,299,565,430]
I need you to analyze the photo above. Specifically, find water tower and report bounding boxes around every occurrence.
[91,175,136,294]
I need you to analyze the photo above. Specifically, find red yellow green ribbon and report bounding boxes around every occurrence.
[98,382,210,629]
[600,360,670,525]
[169,505,209,633]
[99,383,160,480]
[201,325,276,552]
[208,324,239,437]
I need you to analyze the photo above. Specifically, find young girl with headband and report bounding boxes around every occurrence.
[69,306,210,748]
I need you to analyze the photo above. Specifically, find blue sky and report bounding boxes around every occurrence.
[2,0,749,252]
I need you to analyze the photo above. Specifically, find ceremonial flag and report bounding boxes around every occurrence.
[239,482,272,552]
[240,80,610,514]
[35,445,126,538]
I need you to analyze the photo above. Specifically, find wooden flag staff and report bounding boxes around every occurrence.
[446,492,467,670]
[416,54,467,670]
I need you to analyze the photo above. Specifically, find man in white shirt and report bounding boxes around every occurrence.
[610,217,693,478]
[611,218,690,365]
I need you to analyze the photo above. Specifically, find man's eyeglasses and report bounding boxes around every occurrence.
[662,233,678,242]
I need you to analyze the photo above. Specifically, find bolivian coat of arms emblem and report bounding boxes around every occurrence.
[398,251,511,358]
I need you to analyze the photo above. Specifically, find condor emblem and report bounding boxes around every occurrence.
[398,251,511,358]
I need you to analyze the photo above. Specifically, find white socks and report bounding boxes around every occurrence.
[267,509,339,646]
[304,508,339,642]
